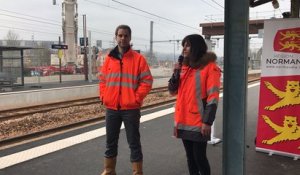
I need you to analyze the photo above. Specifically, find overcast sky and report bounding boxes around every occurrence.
[0,0,291,56]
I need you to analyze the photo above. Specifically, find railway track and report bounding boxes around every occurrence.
[0,98,177,147]
[0,97,100,122]
[0,86,168,122]
[0,86,172,147]
[0,77,260,147]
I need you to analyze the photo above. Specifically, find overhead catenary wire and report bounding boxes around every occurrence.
[154,20,201,36]
[0,8,60,23]
[111,0,199,31]
[0,25,61,36]
[1,0,223,41]
[83,0,200,43]
[0,18,60,32]
[0,1,287,51]
[0,13,62,27]
[200,0,224,11]
[0,9,118,42]
[84,0,157,21]
[0,8,120,37]
[0,1,273,40]
[83,0,210,41]
[0,1,194,53]
[210,0,224,9]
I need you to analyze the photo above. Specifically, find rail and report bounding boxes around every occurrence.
[0,86,169,121]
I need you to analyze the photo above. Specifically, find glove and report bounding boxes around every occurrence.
[178,55,183,66]
[168,72,179,94]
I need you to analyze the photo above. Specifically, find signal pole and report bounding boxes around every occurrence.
[83,14,88,81]
[59,36,62,83]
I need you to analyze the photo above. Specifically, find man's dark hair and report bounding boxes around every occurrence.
[115,25,131,36]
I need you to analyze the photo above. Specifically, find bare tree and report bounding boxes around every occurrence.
[36,42,51,66]
[5,30,21,46]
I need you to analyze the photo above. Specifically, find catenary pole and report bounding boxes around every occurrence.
[83,14,88,81]
[150,21,153,65]
[88,31,92,82]
[59,36,62,83]
[291,0,300,18]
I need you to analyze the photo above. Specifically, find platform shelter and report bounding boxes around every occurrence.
[0,46,34,87]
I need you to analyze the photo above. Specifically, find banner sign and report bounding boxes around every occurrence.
[256,19,300,159]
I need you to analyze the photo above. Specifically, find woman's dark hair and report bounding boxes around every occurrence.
[181,34,207,68]
[115,25,131,37]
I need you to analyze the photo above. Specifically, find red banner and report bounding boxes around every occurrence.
[256,75,300,155]
[256,19,300,158]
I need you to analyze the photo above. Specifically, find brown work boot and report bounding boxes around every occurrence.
[132,161,143,175]
[101,157,117,175]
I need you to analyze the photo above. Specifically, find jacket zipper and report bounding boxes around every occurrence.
[117,59,123,110]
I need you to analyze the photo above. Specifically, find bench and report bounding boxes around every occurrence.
[0,72,17,86]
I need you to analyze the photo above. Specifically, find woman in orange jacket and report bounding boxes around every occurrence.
[169,34,221,175]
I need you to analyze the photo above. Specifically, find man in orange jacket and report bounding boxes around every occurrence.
[99,25,153,175]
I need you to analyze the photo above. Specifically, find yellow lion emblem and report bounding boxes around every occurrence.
[262,115,300,145]
[264,80,300,111]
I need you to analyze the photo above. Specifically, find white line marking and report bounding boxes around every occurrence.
[218,82,260,98]
[248,82,260,88]
[0,108,174,169]
[0,82,261,169]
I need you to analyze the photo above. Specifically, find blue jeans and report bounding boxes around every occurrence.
[104,108,143,162]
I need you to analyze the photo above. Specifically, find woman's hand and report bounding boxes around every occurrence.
[201,123,211,137]
[173,63,180,71]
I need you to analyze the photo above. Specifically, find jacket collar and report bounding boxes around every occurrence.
[183,52,216,69]
[109,46,131,59]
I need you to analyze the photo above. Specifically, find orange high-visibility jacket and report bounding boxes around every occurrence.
[174,62,221,141]
[99,47,153,110]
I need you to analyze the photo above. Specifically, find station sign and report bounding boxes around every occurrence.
[51,44,68,49]
[80,37,88,46]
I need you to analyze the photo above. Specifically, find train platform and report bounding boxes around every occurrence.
[1,79,97,93]
[0,82,298,175]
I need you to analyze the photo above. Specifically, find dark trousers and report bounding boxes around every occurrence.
[182,139,210,175]
[104,108,143,162]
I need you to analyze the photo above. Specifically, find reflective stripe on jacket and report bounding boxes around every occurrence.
[99,47,153,110]
[174,62,221,140]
